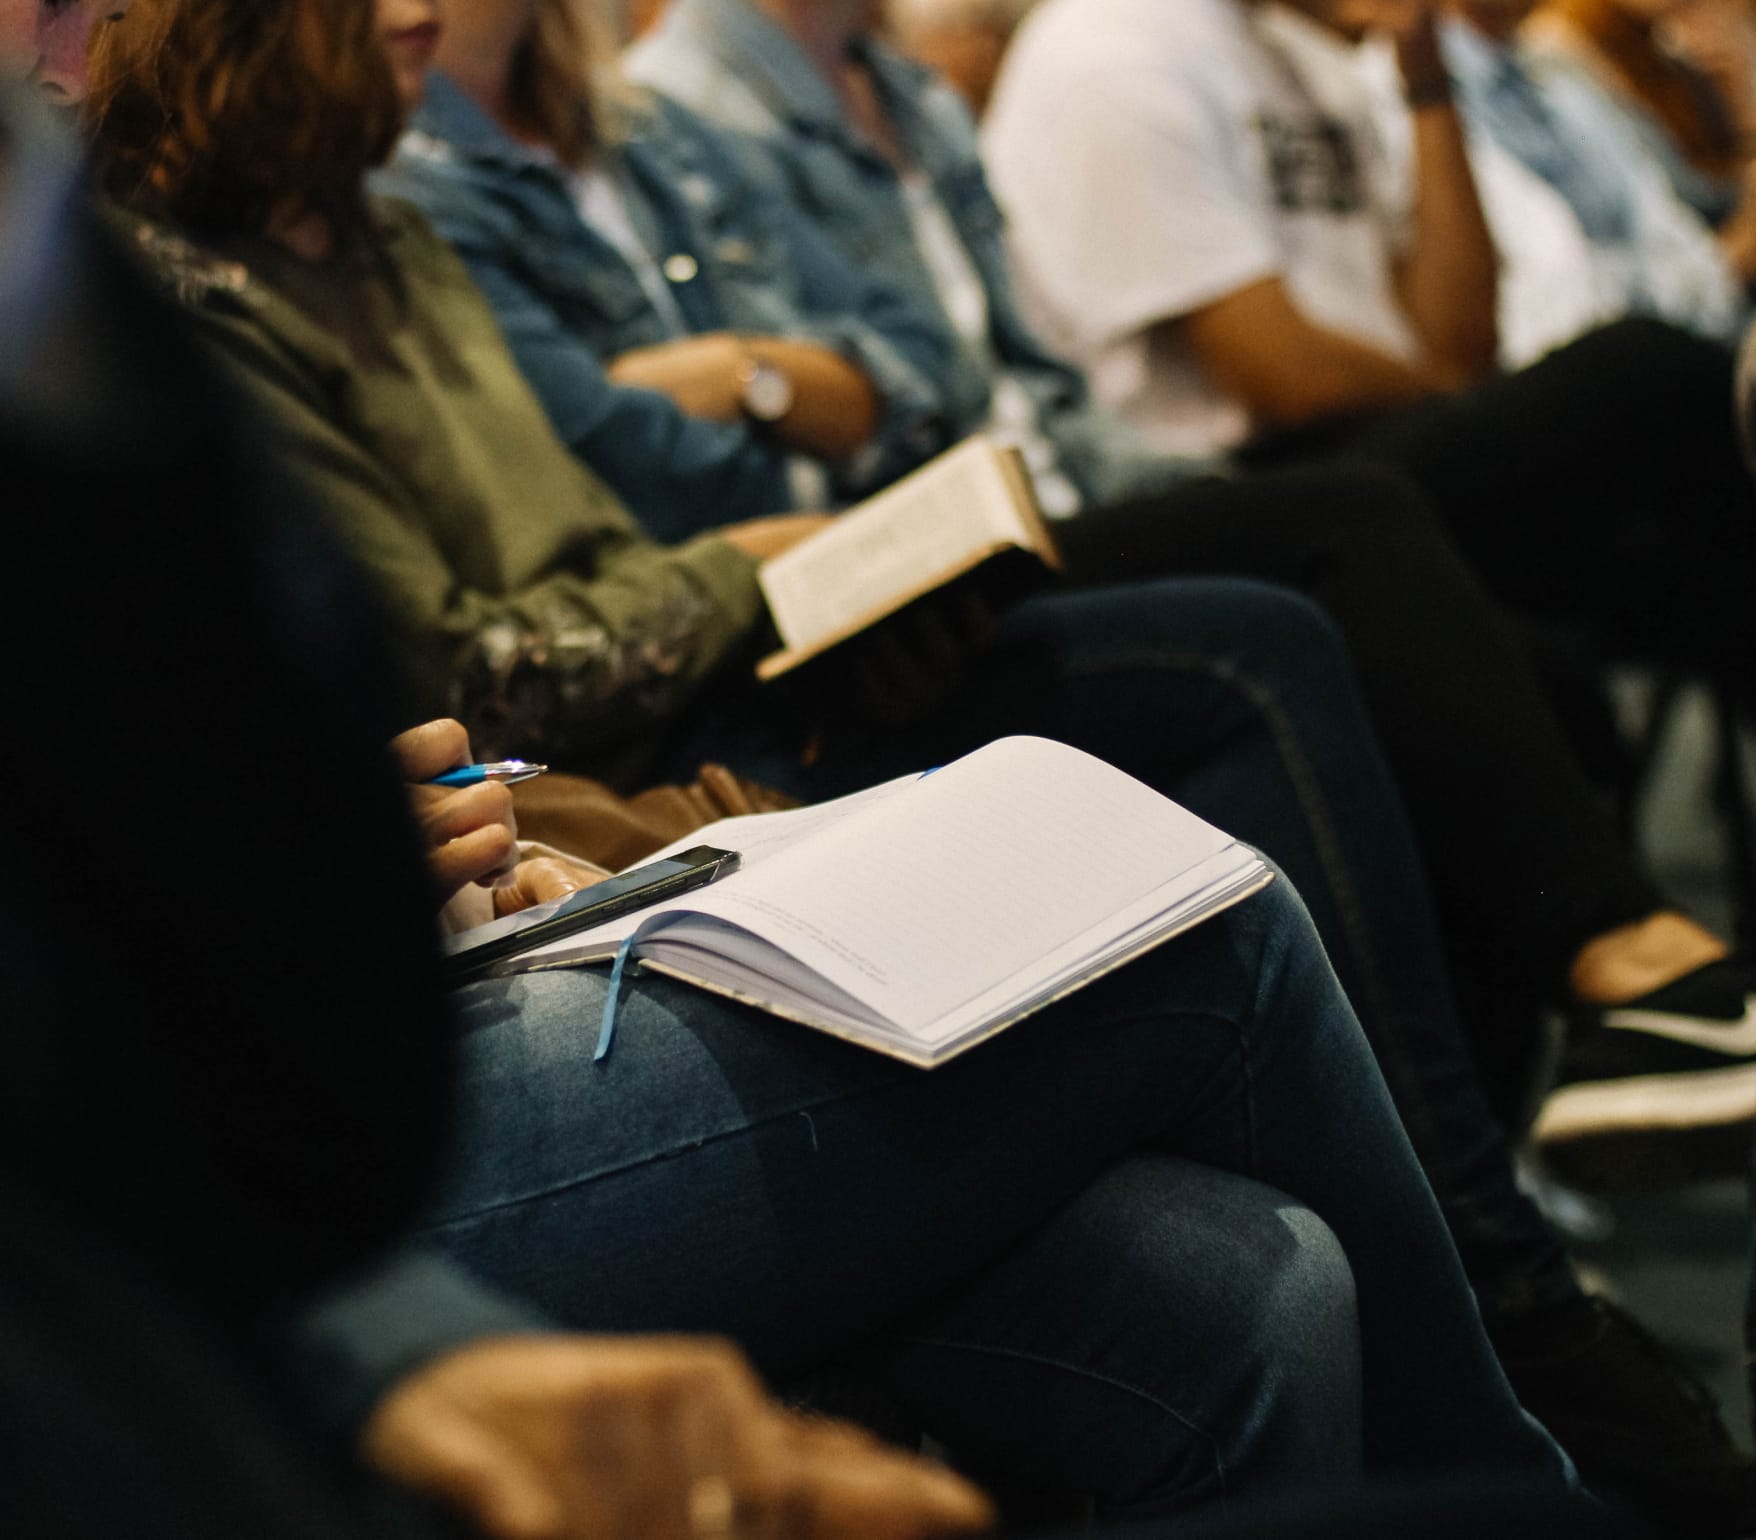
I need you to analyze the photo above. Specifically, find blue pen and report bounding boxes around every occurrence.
[428,759,549,788]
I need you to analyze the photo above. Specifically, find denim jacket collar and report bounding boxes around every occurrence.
[407,72,553,173]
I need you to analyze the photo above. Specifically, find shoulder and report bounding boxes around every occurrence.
[110,211,316,375]
[378,129,534,244]
[113,212,255,312]
[107,213,348,438]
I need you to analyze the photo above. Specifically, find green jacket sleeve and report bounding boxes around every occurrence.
[190,297,763,772]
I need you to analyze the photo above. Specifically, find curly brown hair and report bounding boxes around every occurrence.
[86,0,403,240]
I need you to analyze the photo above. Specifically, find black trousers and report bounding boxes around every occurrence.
[1241,318,1756,684]
[1059,458,1663,1011]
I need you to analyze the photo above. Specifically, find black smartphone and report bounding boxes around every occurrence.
[441,845,740,984]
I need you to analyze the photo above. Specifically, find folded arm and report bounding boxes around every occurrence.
[607,331,879,457]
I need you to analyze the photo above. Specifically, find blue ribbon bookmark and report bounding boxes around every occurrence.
[594,933,641,1063]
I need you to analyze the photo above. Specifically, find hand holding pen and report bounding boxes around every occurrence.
[392,721,540,902]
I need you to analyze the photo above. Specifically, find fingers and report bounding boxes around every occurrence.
[751,1416,996,1540]
[361,1334,993,1540]
[491,856,600,916]
[419,781,518,854]
[420,781,519,895]
[428,823,520,898]
[390,717,472,783]
[380,1410,567,1540]
[551,1338,770,1540]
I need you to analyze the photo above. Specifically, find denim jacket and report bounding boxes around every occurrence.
[629,0,1212,508]
[375,77,954,541]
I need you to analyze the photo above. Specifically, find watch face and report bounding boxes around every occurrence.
[741,359,795,423]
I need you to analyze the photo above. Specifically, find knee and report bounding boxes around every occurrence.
[1181,1189,1360,1419]
[1084,1165,1363,1511]
[1265,462,1469,585]
[1188,1198,1363,1499]
[1204,581,1362,710]
[1193,578,1349,674]
[1249,1204,1361,1402]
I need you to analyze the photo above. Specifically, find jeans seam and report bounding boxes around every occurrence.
[421,1082,897,1229]
[1056,648,1447,1165]
[881,1334,1228,1500]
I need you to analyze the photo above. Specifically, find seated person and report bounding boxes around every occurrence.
[403,0,1756,1168]
[79,1,1756,1523]
[975,0,1756,886]
[976,0,1755,642]
[1368,0,1752,364]
[383,0,1202,529]
[0,81,986,1540]
[390,0,960,540]
[1529,0,1756,221]
[5,76,1655,1540]
[6,64,1567,1533]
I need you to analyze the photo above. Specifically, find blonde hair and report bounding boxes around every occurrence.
[515,0,646,167]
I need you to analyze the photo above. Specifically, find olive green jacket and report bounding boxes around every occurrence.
[125,200,763,779]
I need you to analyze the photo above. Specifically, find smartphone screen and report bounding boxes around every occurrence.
[441,845,739,982]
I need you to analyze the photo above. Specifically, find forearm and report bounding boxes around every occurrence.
[745,337,878,458]
[1392,32,1499,377]
[1179,282,1451,432]
[607,333,878,459]
[1259,326,1450,424]
[439,531,763,769]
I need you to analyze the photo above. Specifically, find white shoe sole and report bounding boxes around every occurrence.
[1534,1061,1756,1143]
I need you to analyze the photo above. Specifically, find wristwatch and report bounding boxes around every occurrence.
[736,349,795,425]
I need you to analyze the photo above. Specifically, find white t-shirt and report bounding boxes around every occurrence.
[983,0,1421,455]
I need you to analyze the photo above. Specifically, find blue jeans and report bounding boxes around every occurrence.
[657,577,1573,1319]
[424,876,1567,1518]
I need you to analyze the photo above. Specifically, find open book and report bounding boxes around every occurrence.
[502,738,1271,1067]
[756,434,1061,680]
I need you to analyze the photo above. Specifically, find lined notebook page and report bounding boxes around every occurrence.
[672,737,1234,1033]
[759,437,1028,650]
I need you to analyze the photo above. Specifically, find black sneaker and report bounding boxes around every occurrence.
[1487,1293,1756,1535]
[1535,959,1756,1146]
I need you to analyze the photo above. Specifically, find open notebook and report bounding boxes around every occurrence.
[503,738,1271,1067]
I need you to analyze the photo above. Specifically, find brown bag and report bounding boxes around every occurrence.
[510,764,800,872]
